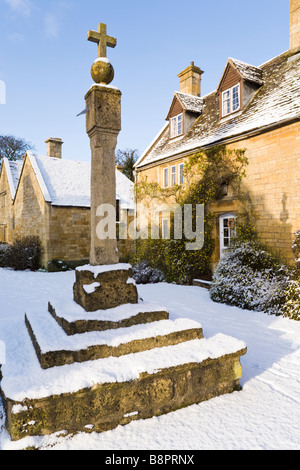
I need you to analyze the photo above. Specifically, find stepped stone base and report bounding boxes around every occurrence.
[25,311,204,369]
[0,264,247,444]
[2,336,246,442]
[73,264,138,311]
[48,300,170,335]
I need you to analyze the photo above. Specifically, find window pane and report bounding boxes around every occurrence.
[170,118,176,137]
[179,164,184,184]
[177,114,182,135]
[223,238,229,247]
[222,90,230,115]
[171,166,176,186]
[232,85,240,111]
[163,168,168,187]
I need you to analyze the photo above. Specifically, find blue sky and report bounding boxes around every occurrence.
[0,0,290,161]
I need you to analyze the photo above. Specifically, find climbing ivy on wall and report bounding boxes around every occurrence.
[133,145,248,284]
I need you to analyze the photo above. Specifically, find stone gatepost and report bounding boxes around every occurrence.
[73,23,138,311]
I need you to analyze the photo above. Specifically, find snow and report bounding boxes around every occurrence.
[25,310,202,357]
[76,263,132,277]
[14,153,134,209]
[3,158,22,200]
[82,282,101,294]
[0,268,300,450]
[3,331,243,402]
[48,296,167,324]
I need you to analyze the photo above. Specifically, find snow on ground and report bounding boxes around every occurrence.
[0,268,299,450]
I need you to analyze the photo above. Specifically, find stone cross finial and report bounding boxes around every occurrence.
[87,23,117,58]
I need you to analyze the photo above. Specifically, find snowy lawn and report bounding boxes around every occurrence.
[0,268,299,450]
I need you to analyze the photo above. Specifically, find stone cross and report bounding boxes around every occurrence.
[84,23,121,266]
[87,23,117,58]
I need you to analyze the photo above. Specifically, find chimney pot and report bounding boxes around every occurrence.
[177,62,204,97]
[45,138,63,159]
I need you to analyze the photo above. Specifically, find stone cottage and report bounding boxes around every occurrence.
[135,1,300,269]
[0,138,134,267]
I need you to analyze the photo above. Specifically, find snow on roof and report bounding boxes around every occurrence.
[22,153,134,209]
[137,51,300,169]
[175,91,204,113]
[2,158,23,200]
[229,58,264,85]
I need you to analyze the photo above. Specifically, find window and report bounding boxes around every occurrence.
[222,84,240,116]
[170,113,183,138]
[171,166,176,186]
[219,213,237,257]
[163,167,169,188]
[179,163,184,185]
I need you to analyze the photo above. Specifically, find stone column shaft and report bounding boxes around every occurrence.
[85,85,121,266]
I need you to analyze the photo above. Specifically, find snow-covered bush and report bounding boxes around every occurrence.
[0,244,9,268]
[2,236,42,271]
[292,230,300,273]
[210,241,291,315]
[282,279,300,320]
[132,261,165,284]
[282,231,300,321]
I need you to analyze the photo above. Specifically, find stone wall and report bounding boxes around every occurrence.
[1,156,134,268]
[13,157,51,266]
[0,163,13,243]
[48,206,90,264]
[227,121,300,264]
[136,121,300,267]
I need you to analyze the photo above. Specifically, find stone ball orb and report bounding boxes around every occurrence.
[91,58,114,85]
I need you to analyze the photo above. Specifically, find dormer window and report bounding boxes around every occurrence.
[222,84,240,116]
[166,90,204,140]
[170,113,183,138]
[218,58,263,120]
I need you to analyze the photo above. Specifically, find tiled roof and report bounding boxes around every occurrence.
[228,58,264,86]
[175,92,204,113]
[137,50,300,169]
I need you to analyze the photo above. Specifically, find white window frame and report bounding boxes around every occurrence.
[219,213,237,257]
[178,163,184,185]
[163,167,169,188]
[222,84,240,117]
[170,113,183,138]
[171,165,176,186]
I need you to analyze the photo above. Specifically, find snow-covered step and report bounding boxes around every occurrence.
[48,298,170,335]
[25,310,204,369]
[3,334,247,441]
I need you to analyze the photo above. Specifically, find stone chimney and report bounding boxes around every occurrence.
[45,138,63,159]
[177,62,204,97]
[290,0,300,52]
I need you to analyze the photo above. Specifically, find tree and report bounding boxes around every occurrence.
[115,148,139,182]
[0,134,34,166]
